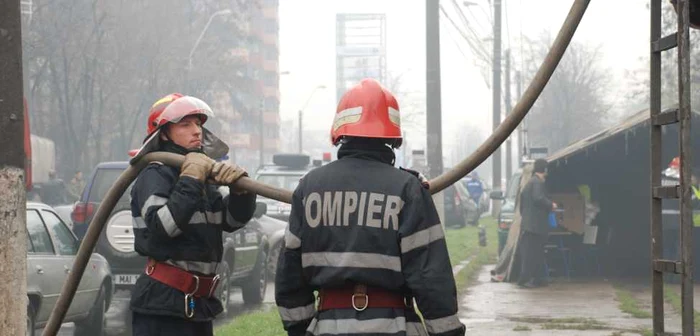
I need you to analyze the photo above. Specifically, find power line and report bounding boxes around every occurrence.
[449,0,491,58]
[504,0,511,51]
[459,0,490,36]
[518,0,524,80]
[439,4,491,66]
[440,19,471,61]
[440,15,491,89]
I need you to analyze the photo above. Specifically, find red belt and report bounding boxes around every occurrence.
[318,284,413,311]
[145,259,220,298]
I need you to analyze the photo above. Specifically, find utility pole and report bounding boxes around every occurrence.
[492,0,502,213]
[516,70,524,166]
[0,1,28,335]
[426,0,445,224]
[426,0,443,179]
[298,109,303,153]
[504,49,512,185]
[259,100,265,167]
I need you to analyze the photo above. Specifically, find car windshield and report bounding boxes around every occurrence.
[87,168,132,204]
[257,174,303,191]
[506,173,522,199]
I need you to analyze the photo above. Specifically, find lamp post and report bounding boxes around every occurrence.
[188,9,232,70]
[298,85,326,153]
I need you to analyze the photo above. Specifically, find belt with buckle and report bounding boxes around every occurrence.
[318,284,413,311]
[145,259,220,318]
[145,259,220,298]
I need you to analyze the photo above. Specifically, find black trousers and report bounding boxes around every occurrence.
[518,231,547,284]
[132,312,213,336]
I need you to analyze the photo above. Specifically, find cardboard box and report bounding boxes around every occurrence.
[550,193,586,234]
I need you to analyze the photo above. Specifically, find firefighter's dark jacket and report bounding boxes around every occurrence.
[129,143,256,321]
[519,175,553,236]
[275,140,465,336]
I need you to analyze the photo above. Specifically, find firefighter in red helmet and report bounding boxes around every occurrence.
[129,93,256,336]
[275,79,465,336]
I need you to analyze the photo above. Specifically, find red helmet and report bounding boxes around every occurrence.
[146,93,212,137]
[330,78,402,147]
[132,94,226,164]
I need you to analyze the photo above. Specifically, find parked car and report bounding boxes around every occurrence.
[254,154,317,221]
[26,202,113,336]
[454,181,481,226]
[443,185,463,227]
[53,204,74,230]
[491,170,523,256]
[70,161,283,316]
[254,153,317,276]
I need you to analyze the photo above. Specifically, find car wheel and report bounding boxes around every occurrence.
[27,303,35,336]
[74,284,106,336]
[215,260,232,315]
[242,249,268,305]
[267,243,282,278]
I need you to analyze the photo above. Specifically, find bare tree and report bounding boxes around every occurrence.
[384,71,427,147]
[22,0,257,177]
[520,33,613,153]
[451,123,490,178]
[625,2,700,114]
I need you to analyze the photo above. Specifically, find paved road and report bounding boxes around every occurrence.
[459,265,679,335]
[39,281,276,336]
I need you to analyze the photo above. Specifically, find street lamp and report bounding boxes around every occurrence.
[298,85,326,153]
[188,9,232,70]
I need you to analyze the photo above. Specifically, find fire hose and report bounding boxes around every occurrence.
[42,0,589,334]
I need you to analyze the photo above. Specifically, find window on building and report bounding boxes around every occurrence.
[265,97,279,111]
[264,71,277,86]
[265,125,278,139]
[263,45,278,61]
[264,18,278,34]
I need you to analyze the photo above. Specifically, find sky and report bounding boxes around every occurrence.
[277,0,653,166]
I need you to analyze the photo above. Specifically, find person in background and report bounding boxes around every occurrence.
[517,159,556,288]
[465,172,484,208]
[67,170,85,202]
[41,170,67,206]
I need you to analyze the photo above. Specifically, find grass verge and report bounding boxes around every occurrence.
[664,285,700,331]
[513,325,531,331]
[214,217,496,336]
[614,285,652,319]
[214,306,281,336]
[510,316,653,334]
[452,217,498,292]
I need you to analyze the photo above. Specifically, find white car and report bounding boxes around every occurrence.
[26,202,113,336]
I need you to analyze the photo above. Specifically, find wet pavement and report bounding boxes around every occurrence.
[40,265,700,336]
[459,264,678,335]
[38,281,276,336]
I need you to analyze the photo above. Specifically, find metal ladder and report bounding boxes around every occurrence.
[651,0,694,334]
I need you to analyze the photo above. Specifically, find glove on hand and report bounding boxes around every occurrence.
[211,162,248,185]
[180,152,214,183]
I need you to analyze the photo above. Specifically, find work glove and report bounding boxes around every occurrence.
[180,152,214,183]
[211,162,248,186]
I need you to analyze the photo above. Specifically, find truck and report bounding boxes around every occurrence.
[23,98,58,198]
